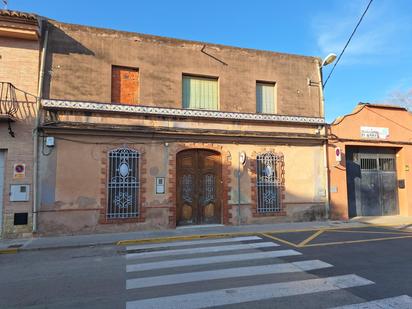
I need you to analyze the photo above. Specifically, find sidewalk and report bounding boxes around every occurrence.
[351,215,412,228]
[0,220,370,252]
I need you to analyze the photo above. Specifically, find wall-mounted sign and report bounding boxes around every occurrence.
[335,147,342,162]
[155,177,165,194]
[360,126,389,140]
[13,163,26,179]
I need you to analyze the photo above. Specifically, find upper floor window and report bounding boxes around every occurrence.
[107,148,139,219]
[111,66,139,105]
[256,82,276,114]
[182,75,218,110]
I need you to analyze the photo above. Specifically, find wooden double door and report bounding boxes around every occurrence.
[177,149,222,226]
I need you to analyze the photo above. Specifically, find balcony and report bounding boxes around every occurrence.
[0,82,36,122]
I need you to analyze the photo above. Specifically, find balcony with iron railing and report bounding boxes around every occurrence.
[0,81,37,122]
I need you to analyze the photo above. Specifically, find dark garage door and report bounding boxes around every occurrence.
[346,147,398,217]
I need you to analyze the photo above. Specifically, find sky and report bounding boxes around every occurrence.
[6,0,412,122]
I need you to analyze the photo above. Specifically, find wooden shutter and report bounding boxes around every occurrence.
[256,82,276,114]
[183,75,218,110]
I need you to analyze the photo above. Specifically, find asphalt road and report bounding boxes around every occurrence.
[1,227,412,308]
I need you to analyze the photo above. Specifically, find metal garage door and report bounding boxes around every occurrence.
[347,147,398,217]
[0,151,4,237]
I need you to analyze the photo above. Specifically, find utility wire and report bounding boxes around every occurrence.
[323,0,374,88]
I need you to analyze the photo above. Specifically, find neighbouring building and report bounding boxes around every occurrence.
[35,19,329,235]
[328,103,412,220]
[0,10,42,238]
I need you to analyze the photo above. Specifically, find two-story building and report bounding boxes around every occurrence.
[34,19,328,235]
[0,10,41,238]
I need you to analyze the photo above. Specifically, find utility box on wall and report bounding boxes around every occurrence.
[10,184,30,202]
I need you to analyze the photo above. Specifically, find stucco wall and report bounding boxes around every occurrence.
[38,135,326,235]
[328,105,412,219]
[0,37,39,238]
[43,21,322,117]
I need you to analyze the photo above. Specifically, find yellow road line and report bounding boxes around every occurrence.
[327,229,412,235]
[303,235,412,248]
[297,229,325,247]
[268,224,403,234]
[0,248,18,254]
[116,223,408,246]
[260,233,299,248]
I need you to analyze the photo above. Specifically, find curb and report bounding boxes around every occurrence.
[116,232,255,246]
[2,223,408,252]
[0,248,19,254]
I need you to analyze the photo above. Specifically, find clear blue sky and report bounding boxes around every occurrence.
[7,0,412,122]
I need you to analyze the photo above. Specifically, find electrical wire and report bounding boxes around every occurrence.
[323,0,374,88]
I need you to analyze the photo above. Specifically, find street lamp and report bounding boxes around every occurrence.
[318,53,336,221]
[321,53,337,67]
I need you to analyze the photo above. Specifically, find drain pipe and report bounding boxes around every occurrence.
[33,25,49,233]
[237,151,241,225]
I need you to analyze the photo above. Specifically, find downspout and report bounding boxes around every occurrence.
[316,59,330,218]
[33,24,49,233]
[237,152,241,225]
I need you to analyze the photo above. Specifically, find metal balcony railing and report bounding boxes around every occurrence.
[0,82,37,119]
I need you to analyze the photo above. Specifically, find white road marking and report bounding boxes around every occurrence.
[126,236,262,251]
[126,260,332,289]
[330,295,412,308]
[125,242,278,259]
[126,274,374,309]
[126,249,301,272]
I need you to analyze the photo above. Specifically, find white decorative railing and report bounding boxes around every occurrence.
[42,99,325,124]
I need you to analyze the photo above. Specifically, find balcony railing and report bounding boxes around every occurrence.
[0,82,37,119]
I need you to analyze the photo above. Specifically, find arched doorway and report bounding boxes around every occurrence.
[176,149,222,226]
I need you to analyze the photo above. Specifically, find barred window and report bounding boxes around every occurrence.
[107,148,139,219]
[256,152,283,213]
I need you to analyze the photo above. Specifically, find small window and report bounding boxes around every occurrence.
[379,158,396,171]
[256,82,276,114]
[107,148,139,219]
[182,75,218,110]
[111,66,139,105]
[360,158,377,170]
[256,152,284,213]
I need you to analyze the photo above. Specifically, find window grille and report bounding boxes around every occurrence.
[360,158,377,170]
[360,157,396,171]
[107,148,139,219]
[379,158,395,171]
[256,152,283,213]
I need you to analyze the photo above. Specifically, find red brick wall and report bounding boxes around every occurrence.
[111,66,139,105]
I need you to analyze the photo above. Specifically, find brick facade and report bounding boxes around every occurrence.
[0,12,40,238]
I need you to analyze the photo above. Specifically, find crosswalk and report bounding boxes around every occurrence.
[123,235,412,309]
